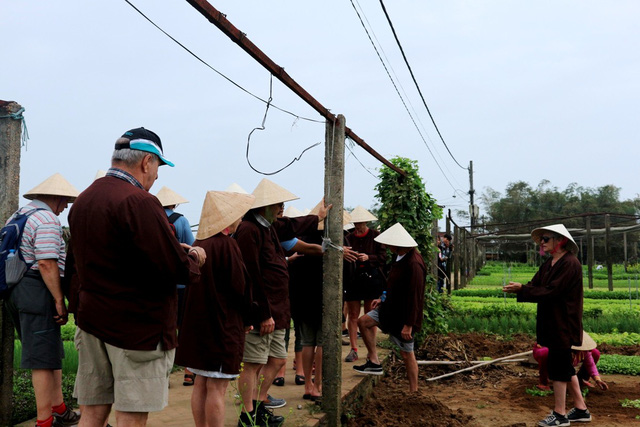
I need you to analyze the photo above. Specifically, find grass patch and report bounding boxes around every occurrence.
[12,370,77,425]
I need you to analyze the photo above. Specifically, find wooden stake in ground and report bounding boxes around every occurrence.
[321,114,345,427]
[425,350,533,382]
[0,100,24,426]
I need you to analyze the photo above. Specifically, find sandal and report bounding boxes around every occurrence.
[295,375,305,385]
[183,373,196,386]
[272,376,285,386]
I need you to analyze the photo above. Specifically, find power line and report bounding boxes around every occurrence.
[346,137,380,179]
[348,0,462,196]
[378,0,467,170]
[122,0,323,124]
[246,75,322,175]
[352,0,465,190]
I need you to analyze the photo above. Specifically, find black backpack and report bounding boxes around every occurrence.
[0,208,43,298]
[168,212,183,239]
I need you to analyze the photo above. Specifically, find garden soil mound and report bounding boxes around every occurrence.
[346,333,640,426]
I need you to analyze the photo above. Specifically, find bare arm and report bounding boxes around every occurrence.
[291,239,323,256]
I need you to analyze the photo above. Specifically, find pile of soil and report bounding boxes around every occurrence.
[346,333,640,427]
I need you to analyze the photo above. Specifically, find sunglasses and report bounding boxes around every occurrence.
[540,236,553,243]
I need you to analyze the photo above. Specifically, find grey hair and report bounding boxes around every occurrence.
[111,137,159,167]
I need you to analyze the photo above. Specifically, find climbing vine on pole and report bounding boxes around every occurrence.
[375,156,442,260]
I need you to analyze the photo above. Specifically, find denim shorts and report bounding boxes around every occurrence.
[7,275,64,369]
[365,308,414,353]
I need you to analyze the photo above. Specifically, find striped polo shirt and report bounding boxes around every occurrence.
[6,200,66,273]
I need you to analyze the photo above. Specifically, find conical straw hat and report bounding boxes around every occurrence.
[196,191,256,240]
[23,173,80,201]
[156,186,189,207]
[571,331,597,351]
[284,206,304,218]
[343,211,355,231]
[374,223,418,248]
[225,183,249,194]
[94,170,107,180]
[251,178,298,209]
[349,205,377,223]
[531,223,578,254]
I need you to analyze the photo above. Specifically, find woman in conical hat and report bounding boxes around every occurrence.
[343,205,386,363]
[533,330,608,393]
[175,191,255,427]
[503,224,589,425]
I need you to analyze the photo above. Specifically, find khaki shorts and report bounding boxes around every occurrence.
[243,328,287,364]
[74,328,175,412]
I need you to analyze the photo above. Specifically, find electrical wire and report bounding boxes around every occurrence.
[246,75,322,175]
[348,0,463,197]
[345,137,379,179]
[123,0,323,124]
[379,0,467,170]
[353,0,465,190]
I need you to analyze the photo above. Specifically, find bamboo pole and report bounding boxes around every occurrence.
[426,350,533,381]
[418,358,527,365]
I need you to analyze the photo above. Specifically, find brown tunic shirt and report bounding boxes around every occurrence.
[378,248,427,338]
[346,228,386,271]
[517,252,583,349]
[234,212,318,330]
[176,233,251,374]
[68,175,200,351]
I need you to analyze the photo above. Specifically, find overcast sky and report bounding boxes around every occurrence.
[2,1,638,228]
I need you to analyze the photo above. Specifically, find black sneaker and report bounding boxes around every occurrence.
[53,407,81,426]
[567,407,592,423]
[256,404,285,426]
[353,359,383,375]
[538,411,570,427]
[341,329,349,337]
[238,405,284,427]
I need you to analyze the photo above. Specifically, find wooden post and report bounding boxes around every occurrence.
[446,211,452,294]
[321,114,345,427]
[460,229,467,288]
[432,218,438,280]
[453,225,459,291]
[605,214,613,291]
[624,232,628,272]
[586,216,594,289]
[0,100,23,426]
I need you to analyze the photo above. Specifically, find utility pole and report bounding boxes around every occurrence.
[0,100,23,426]
[321,115,345,427]
[468,160,476,229]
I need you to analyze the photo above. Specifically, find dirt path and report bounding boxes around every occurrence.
[347,333,640,427]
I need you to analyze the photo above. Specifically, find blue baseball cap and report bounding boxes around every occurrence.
[116,127,175,167]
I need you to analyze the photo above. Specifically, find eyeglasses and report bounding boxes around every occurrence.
[540,236,553,243]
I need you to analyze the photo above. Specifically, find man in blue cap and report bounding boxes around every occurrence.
[69,127,206,427]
